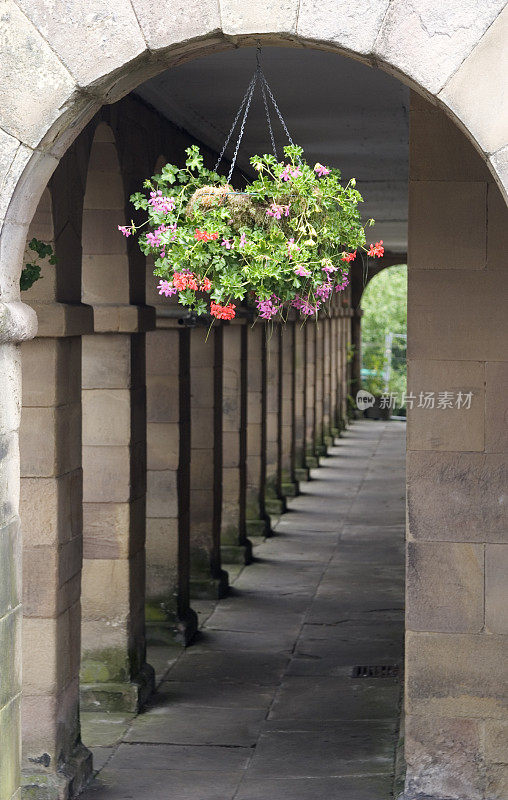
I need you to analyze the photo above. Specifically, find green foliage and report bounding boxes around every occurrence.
[127,145,376,319]
[361,264,407,402]
[20,238,57,291]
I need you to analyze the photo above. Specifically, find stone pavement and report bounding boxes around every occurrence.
[80,420,406,799]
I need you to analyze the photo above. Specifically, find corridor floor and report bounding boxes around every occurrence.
[81,420,406,800]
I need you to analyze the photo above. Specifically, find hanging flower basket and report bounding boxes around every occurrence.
[119,51,384,322]
[121,144,384,322]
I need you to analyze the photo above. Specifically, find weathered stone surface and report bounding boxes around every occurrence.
[405,714,483,800]
[407,451,507,542]
[0,694,20,800]
[131,0,221,52]
[0,1,78,148]
[490,145,508,202]
[407,541,484,633]
[82,334,132,389]
[20,403,81,477]
[408,181,487,269]
[406,631,508,718]
[297,0,389,56]
[439,6,508,156]
[22,337,80,407]
[16,0,146,89]
[220,0,298,36]
[406,360,485,451]
[146,470,178,518]
[486,361,508,453]
[147,423,179,470]
[82,389,131,446]
[485,545,508,634]
[375,0,506,95]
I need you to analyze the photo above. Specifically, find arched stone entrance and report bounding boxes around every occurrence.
[0,5,507,800]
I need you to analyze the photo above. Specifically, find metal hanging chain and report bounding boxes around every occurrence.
[214,71,258,175]
[261,79,277,160]
[226,73,258,183]
[260,72,295,148]
[214,46,296,180]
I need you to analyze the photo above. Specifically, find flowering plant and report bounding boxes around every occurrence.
[122,145,384,321]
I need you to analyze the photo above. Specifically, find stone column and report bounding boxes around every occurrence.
[189,326,228,599]
[293,319,309,482]
[264,325,285,518]
[404,93,508,800]
[80,122,154,711]
[304,323,318,468]
[314,321,325,457]
[329,314,339,438]
[19,171,93,795]
[220,321,252,565]
[279,323,298,498]
[245,323,269,539]
[322,317,332,448]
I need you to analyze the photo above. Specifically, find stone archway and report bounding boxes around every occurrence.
[0,6,507,800]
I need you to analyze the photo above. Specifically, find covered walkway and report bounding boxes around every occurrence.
[81,420,405,799]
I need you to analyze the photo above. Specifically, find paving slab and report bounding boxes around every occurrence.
[80,420,405,800]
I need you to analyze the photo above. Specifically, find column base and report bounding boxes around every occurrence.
[294,467,310,482]
[329,426,340,438]
[80,662,155,713]
[190,569,229,600]
[22,742,92,800]
[246,518,269,538]
[305,455,320,469]
[146,607,198,647]
[264,497,287,515]
[280,481,299,498]
[221,540,253,565]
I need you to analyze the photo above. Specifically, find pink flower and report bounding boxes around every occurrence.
[315,282,332,300]
[256,294,282,320]
[335,276,350,292]
[146,231,161,248]
[239,233,247,248]
[149,190,176,214]
[157,279,177,297]
[292,294,320,316]
[266,203,290,220]
[280,164,301,181]
[294,264,310,277]
[321,262,337,274]
[314,163,330,177]
[118,225,132,237]
[221,237,232,249]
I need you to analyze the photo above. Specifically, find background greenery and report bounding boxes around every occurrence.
[360,263,407,411]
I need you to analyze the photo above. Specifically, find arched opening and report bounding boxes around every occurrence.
[2,14,506,799]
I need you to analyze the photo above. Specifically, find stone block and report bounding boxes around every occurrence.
[485,545,508,634]
[407,542,484,633]
[22,614,72,694]
[220,0,298,35]
[23,538,82,618]
[82,445,131,503]
[83,169,124,212]
[146,469,177,519]
[484,719,508,763]
[486,361,508,453]
[408,181,487,269]
[222,431,240,468]
[0,693,20,800]
[407,451,507,542]
[409,92,491,182]
[83,495,145,559]
[131,0,221,52]
[82,334,131,389]
[487,181,508,270]
[0,1,77,149]
[0,518,20,617]
[20,403,81,477]
[147,374,179,423]
[82,551,144,621]
[22,337,81,407]
[16,0,146,88]
[439,6,508,155]
[298,0,389,56]
[145,518,178,598]
[190,367,214,409]
[20,470,82,548]
[147,422,179,470]
[406,631,508,719]
[375,0,506,95]
[146,329,179,376]
[190,407,214,444]
[406,360,484,451]
[82,388,131,446]
[490,146,508,207]
[82,254,130,306]
[405,714,483,800]
[0,345,21,435]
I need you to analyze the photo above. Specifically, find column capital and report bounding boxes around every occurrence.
[0,300,38,342]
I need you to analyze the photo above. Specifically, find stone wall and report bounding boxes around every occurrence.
[405,92,508,800]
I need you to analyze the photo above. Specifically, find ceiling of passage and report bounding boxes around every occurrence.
[135,46,409,254]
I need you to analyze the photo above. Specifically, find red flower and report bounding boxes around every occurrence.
[341,250,357,263]
[210,302,236,320]
[201,277,212,292]
[367,240,384,258]
[186,276,198,291]
[195,229,218,243]
[173,272,188,290]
